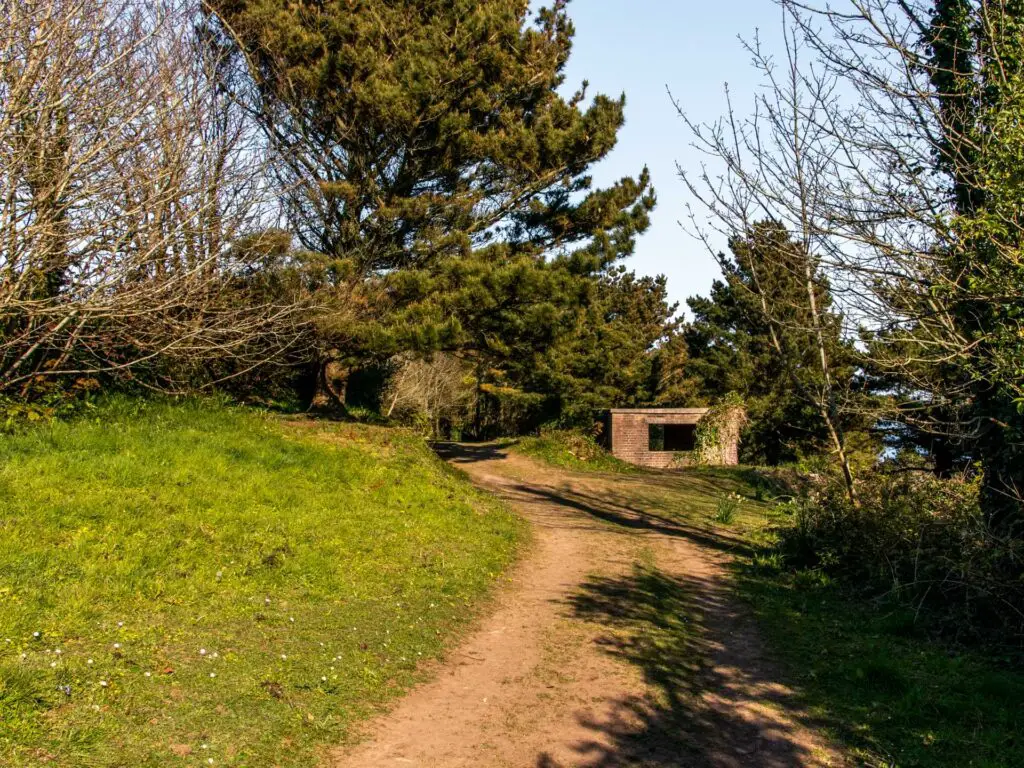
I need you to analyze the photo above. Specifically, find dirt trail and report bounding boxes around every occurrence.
[329,445,843,768]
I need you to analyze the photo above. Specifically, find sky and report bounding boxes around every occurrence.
[553,1,786,312]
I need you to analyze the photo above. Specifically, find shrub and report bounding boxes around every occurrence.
[778,470,1024,640]
[694,393,747,465]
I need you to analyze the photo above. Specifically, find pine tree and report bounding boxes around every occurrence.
[208,0,652,275]
[208,0,657,413]
[528,268,685,427]
[684,222,863,465]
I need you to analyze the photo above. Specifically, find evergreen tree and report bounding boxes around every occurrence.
[924,0,1024,529]
[209,0,652,274]
[209,0,657,411]
[528,268,685,427]
[684,222,862,465]
[363,250,677,435]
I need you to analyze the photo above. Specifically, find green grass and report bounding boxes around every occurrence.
[0,399,524,767]
[738,558,1024,767]
[668,471,1024,766]
[512,430,637,474]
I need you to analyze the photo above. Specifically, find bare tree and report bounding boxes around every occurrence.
[677,20,861,503]
[679,0,1024,520]
[383,353,476,437]
[0,0,312,396]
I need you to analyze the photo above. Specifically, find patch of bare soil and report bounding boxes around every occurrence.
[328,444,844,768]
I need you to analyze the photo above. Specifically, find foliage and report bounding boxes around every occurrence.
[209,0,652,274]
[929,0,1024,531]
[370,256,681,435]
[777,469,1024,641]
[0,378,100,432]
[1,0,681,431]
[686,0,1024,526]
[206,0,675,422]
[693,392,747,466]
[527,269,685,427]
[684,223,866,466]
[0,399,523,766]
[513,428,637,474]
[741,558,1024,768]
[713,491,743,525]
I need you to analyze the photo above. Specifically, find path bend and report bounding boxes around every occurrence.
[329,444,844,768]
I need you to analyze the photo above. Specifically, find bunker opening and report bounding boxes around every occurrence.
[648,423,697,453]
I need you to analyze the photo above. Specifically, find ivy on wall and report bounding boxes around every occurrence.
[694,393,747,465]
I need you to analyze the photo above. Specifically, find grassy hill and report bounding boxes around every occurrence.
[0,400,524,767]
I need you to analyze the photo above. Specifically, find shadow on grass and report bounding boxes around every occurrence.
[535,564,833,767]
[736,565,1024,767]
[506,483,753,557]
[432,441,517,464]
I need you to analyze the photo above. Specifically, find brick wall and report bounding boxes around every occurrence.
[607,409,739,469]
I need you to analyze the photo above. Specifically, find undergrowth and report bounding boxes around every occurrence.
[739,556,1024,767]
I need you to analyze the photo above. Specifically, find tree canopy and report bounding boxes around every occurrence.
[209,0,652,275]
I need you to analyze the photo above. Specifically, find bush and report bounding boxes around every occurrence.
[778,470,1024,641]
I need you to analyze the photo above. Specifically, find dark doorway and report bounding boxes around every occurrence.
[648,423,697,452]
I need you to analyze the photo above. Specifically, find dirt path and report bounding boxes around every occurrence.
[329,445,843,768]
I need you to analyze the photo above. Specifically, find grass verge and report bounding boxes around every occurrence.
[0,399,524,767]
[738,559,1024,767]
[512,430,637,474]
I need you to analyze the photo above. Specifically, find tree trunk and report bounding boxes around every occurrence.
[310,356,349,414]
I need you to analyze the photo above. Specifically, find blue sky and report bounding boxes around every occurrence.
[554,1,785,311]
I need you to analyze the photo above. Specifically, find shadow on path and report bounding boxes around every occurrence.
[537,564,834,767]
[433,442,840,767]
[506,483,751,557]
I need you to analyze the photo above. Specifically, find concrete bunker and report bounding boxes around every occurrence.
[602,408,739,469]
